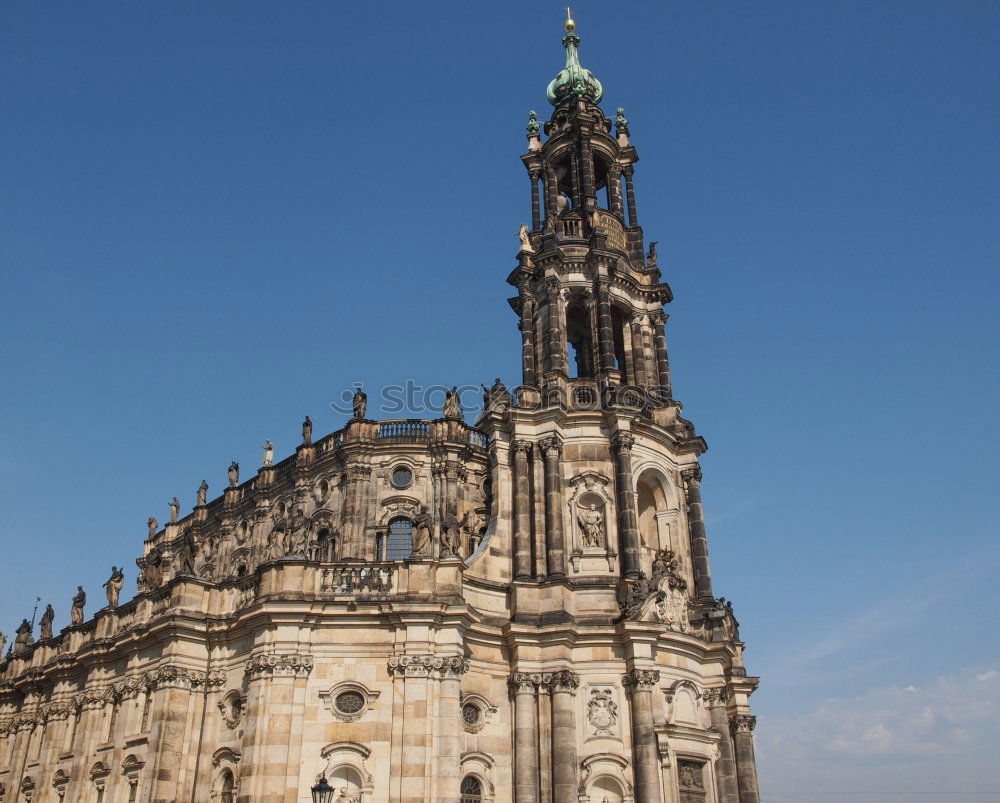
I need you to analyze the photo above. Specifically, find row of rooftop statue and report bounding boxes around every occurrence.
[152,381,510,524]
[0,566,123,659]
[0,381,516,663]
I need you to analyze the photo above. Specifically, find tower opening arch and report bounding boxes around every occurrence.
[634,466,683,575]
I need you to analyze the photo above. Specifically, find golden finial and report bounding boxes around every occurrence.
[565,6,576,32]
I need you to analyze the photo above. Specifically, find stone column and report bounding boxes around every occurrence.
[545,280,565,375]
[611,433,641,577]
[340,463,372,560]
[144,666,200,803]
[650,311,671,397]
[623,164,639,227]
[630,316,648,388]
[595,278,617,374]
[512,440,534,579]
[544,671,579,803]
[580,133,596,208]
[434,657,469,803]
[704,689,740,803]
[519,284,538,388]
[237,653,314,803]
[622,669,662,803]
[730,714,761,803]
[508,673,540,803]
[681,466,714,602]
[387,655,447,803]
[530,170,542,231]
[540,436,565,578]
[608,165,624,220]
[545,166,558,222]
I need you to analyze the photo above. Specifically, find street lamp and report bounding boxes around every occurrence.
[311,775,334,803]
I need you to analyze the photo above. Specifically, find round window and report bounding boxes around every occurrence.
[462,702,481,726]
[390,465,413,489]
[335,691,366,716]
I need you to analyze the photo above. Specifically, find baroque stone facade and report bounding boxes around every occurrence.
[0,14,761,803]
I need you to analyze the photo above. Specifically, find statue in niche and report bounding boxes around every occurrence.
[267,523,285,562]
[168,497,180,524]
[411,505,433,557]
[440,509,466,558]
[228,461,240,488]
[147,517,158,538]
[177,535,195,575]
[13,619,32,655]
[39,604,54,640]
[352,387,367,420]
[577,503,605,548]
[302,415,313,445]
[143,552,162,591]
[103,566,124,608]
[518,223,534,253]
[196,480,208,507]
[71,586,86,625]
[443,387,461,419]
[261,440,274,467]
[199,534,218,564]
[286,508,309,556]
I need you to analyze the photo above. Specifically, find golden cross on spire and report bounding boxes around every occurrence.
[565,6,576,32]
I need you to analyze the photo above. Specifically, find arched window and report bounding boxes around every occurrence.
[636,470,670,552]
[460,775,483,803]
[566,302,594,379]
[610,305,629,382]
[219,769,235,803]
[385,518,413,561]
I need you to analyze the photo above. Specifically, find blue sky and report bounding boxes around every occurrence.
[2,2,998,798]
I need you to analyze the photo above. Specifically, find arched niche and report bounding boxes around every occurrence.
[318,742,374,803]
[634,467,681,572]
[578,753,634,803]
[567,472,616,574]
[664,680,705,728]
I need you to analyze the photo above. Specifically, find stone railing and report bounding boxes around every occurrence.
[320,562,396,595]
[378,419,431,442]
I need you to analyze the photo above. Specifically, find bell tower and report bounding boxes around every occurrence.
[480,11,762,802]
[510,9,674,416]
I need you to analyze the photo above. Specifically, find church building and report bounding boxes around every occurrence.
[0,13,761,803]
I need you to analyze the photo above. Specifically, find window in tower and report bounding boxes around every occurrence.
[566,302,595,378]
[611,305,629,382]
[385,517,413,561]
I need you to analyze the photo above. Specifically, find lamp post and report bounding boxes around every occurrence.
[311,775,334,803]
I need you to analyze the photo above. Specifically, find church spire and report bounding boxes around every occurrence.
[546,8,603,106]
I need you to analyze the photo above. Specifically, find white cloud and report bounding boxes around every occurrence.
[757,666,1000,800]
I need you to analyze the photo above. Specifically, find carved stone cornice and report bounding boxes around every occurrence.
[244,653,314,680]
[702,686,733,707]
[681,465,703,486]
[386,654,469,680]
[543,669,580,694]
[611,432,635,454]
[622,669,660,694]
[730,713,756,735]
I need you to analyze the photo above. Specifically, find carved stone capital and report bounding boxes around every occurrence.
[730,713,756,735]
[512,439,533,458]
[345,464,372,482]
[543,669,580,694]
[622,669,660,694]
[149,665,207,690]
[702,686,732,707]
[508,672,542,696]
[650,310,667,327]
[621,163,634,178]
[244,652,314,680]
[386,654,468,680]
[539,435,563,456]
[611,432,635,454]
[681,465,703,486]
